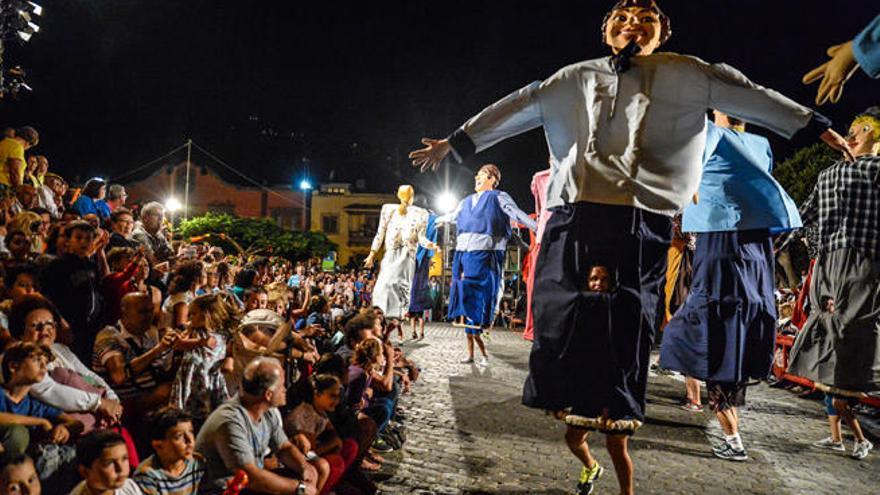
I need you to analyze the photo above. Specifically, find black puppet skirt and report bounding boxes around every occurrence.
[521,202,671,433]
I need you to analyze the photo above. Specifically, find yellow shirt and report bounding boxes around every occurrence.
[0,137,26,187]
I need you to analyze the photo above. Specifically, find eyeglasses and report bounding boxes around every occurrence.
[29,320,56,331]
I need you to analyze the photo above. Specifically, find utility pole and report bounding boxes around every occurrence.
[184,138,192,220]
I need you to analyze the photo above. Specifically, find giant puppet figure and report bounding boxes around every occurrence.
[788,108,880,460]
[409,1,849,494]
[435,164,536,364]
[365,185,438,323]
[659,111,803,462]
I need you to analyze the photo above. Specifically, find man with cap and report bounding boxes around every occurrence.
[410,1,850,493]
[788,107,880,461]
[435,164,536,366]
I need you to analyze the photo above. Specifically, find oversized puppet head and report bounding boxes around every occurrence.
[602,0,671,56]
[474,164,501,192]
[397,184,415,214]
[848,106,880,157]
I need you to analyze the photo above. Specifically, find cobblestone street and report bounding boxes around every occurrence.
[377,323,880,494]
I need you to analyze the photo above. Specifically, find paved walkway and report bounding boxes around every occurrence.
[376,323,879,494]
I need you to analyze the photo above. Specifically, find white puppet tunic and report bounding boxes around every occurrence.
[370,204,431,319]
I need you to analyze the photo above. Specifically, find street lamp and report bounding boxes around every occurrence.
[299,179,313,231]
[165,196,182,214]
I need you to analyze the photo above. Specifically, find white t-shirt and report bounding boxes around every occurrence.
[69,478,143,495]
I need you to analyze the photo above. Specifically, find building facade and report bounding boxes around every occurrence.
[310,182,396,265]
[124,161,306,229]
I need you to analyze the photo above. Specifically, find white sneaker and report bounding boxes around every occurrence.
[852,439,873,460]
[478,356,489,366]
[812,436,845,452]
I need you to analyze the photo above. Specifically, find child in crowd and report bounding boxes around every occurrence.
[0,343,82,459]
[0,454,41,495]
[286,374,359,495]
[71,430,141,495]
[169,294,235,422]
[133,407,205,495]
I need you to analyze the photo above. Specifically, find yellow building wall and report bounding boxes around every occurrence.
[310,192,396,265]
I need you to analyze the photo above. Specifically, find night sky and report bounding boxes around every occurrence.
[2,1,878,208]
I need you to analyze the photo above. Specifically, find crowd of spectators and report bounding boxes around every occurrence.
[0,125,420,495]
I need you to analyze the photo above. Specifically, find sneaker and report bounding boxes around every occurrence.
[712,442,748,461]
[680,401,704,412]
[372,438,394,453]
[812,436,845,452]
[576,462,603,494]
[460,357,474,364]
[478,356,489,366]
[852,439,874,460]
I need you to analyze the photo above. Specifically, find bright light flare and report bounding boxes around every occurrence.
[165,197,182,213]
[299,179,313,191]
[436,191,458,213]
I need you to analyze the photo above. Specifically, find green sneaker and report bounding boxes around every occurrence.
[576,462,603,494]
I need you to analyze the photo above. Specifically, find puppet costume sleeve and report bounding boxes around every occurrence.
[854,14,880,79]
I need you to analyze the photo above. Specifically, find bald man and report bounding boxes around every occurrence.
[195,358,318,495]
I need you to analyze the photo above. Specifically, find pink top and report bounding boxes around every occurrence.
[530,169,553,243]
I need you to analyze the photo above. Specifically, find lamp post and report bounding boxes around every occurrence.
[299,179,312,232]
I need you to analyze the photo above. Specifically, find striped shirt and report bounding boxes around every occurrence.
[133,454,205,495]
[92,323,173,400]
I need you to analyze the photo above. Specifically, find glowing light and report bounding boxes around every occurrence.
[436,191,458,213]
[165,197,182,213]
[299,179,313,191]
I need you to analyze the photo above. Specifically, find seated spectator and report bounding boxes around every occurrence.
[105,185,127,213]
[107,209,139,250]
[33,156,58,220]
[92,293,175,416]
[131,202,173,264]
[244,287,269,312]
[71,178,110,221]
[335,313,376,364]
[194,357,317,495]
[8,296,122,432]
[42,173,66,219]
[312,353,379,480]
[285,374,359,495]
[169,294,234,422]
[162,261,203,330]
[40,221,104,361]
[133,407,205,495]
[10,185,37,217]
[230,269,258,301]
[71,430,140,495]
[2,230,34,269]
[0,343,81,486]
[0,453,41,495]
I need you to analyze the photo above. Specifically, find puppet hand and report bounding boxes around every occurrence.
[409,138,451,172]
[803,41,859,105]
[364,252,375,268]
[820,128,855,162]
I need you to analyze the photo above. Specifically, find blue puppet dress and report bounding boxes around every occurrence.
[408,213,438,317]
[439,190,535,333]
[659,122,801,407]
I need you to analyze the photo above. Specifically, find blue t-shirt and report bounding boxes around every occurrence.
[0,389,62,421]
[286,275,301,288]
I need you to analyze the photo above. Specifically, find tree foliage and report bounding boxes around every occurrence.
[178,212,336,261]
[773,143,840,205]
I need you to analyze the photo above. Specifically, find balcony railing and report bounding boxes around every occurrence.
[348,231,376,246]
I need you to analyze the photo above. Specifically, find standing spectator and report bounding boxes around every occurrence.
[107,209,139,250]
[40,221,104,361]
[0,127,38,189]
[33,157,57,219]
[71,179,111,222]
[131,202,173,264]
[104,185,127,212]
[194,357,318,495]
